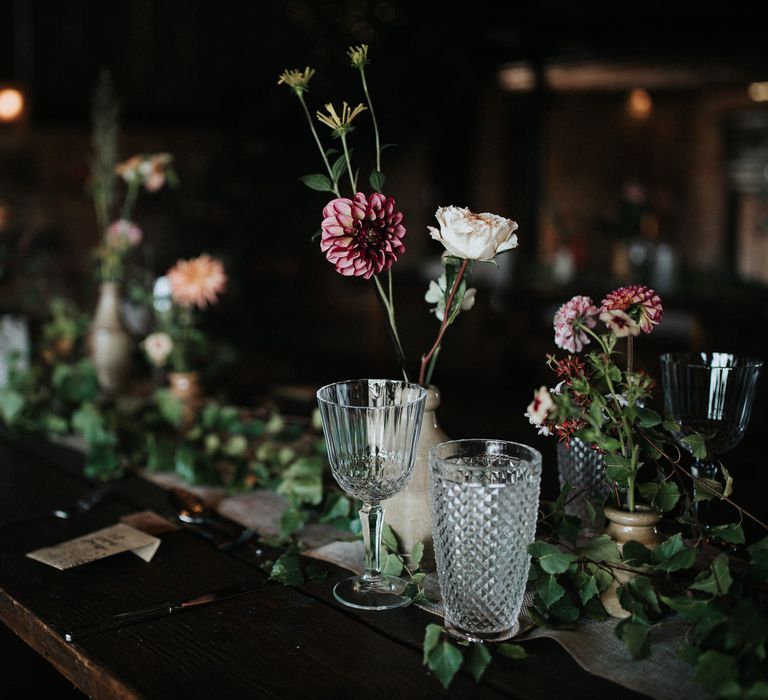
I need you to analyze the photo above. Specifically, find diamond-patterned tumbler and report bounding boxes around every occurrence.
[429,439,541,642]
[556,437,608,535]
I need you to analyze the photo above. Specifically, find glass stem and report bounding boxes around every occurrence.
[359,502,384,582]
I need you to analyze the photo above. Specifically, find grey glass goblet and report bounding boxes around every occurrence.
[316,379,427,610]
[660,352,762,511]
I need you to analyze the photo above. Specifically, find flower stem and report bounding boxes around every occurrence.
[373,273,409,382]
[418,259,469,386]
[358,67,381,173]
[340,132,357,192]
[120,180,140,222]
[297,93,340,197]
[627,334,634,374]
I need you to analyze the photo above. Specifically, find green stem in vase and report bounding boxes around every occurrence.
[358,66,381,173]
[373,273,409,382]
[120,179,140,222]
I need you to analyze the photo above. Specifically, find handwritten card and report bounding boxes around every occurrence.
[26,523,161,570]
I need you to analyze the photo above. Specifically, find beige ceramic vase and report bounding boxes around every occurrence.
[90,282,132,396]
[383,385,447,569]
[601,505,663,618]
[168,371,203,428]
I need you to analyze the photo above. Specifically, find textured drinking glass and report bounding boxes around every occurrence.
[429,439,542,642]
[316,379,427,610]
[557,437,608,535]
[660,352,762,510]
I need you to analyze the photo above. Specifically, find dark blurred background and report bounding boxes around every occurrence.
[2,1,768,694]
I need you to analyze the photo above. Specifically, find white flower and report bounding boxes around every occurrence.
[427,205,518,261]
[424,273,476,322]
[142,332,173,367]
[600,309,641,338]
[525,386,554,428]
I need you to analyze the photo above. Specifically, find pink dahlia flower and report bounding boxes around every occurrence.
[320,192,406,279]
[600,285,663,334]
[553,295,598,352]
[167,253,227,309]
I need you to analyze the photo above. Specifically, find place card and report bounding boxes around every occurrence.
[26,523,161,571]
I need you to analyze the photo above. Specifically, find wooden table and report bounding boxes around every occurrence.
[0,433,649,699]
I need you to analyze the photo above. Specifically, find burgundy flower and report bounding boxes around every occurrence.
[600,285,663,334]
[320,193,406,279]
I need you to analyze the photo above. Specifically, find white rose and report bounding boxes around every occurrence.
[142,332,173,367]
[427,205,519,261]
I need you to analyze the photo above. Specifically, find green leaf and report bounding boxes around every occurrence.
[587,563,614,591]
[709,523,745,545]
[663,420,681,433]
[578,534,621,563]
[381,553,404,576]
[369,169,385,192]
[276,456,324,506]
[536,574,565,608]
[635,407,662,427]
[549,596,580,623]
[616,619,651,659]
[84,443,121,478]
[174,444,199,484]
[298,173,334,192]
[660,595,712,621]
[155,389,184,427]
[578,575,600,605]
[279,506,308,541]
[330,154,347,184]
[651,533,697,572]
[681,433,707,459]
[72,403,115,446]
[410,541,424,569]
[0,388,24,423]
[638,481,680,512]
[604,453,635,486]
[497,643,528,660]
[381,523,399,553]
[528,541,577,574]
[223,434,248,458]
[146,435,175,472]
[424,629,463,689]
[585,499,597,526]
[622,540,652,567]
[690,553,732,596]
[621,576,661,618]
[320,493,351,524]
[694,649,736,688]
[465,643,492,683]
[269,552,304,586]
[423,624,442,664]
[748,537,768,580]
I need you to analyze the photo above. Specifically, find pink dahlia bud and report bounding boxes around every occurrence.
[320,192,406,279]
[600,284,663,334]
[553,295,598,353]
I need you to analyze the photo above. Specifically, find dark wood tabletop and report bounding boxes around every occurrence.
[0,433,650,699]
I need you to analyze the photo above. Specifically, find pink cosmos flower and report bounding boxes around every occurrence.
[167,254,227,309]
[525,386,554,435]
[600,285,663,334]
[106,219,142,248]
[553,295,598,353]
[600,309,641,338]
[320,192,406,279]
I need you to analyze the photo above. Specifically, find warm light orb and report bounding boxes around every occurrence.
[627,87,652,120]
[0,88,24,122]
[748,82,768,102]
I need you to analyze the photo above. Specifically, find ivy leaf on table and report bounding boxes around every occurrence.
[689,553,733,596]
[528,541,577,574]
[423,624,463,689]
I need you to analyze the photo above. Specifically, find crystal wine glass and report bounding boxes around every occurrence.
[660,352,762,509]
[316,379,427,610]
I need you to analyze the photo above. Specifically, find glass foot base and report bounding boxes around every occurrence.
[333,575,412,611]
[445,620,519,643]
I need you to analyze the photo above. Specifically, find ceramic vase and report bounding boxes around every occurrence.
[90,282,132,396]
[384,385,447,569]
[168,371,203,428]
[600,505,663,618]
